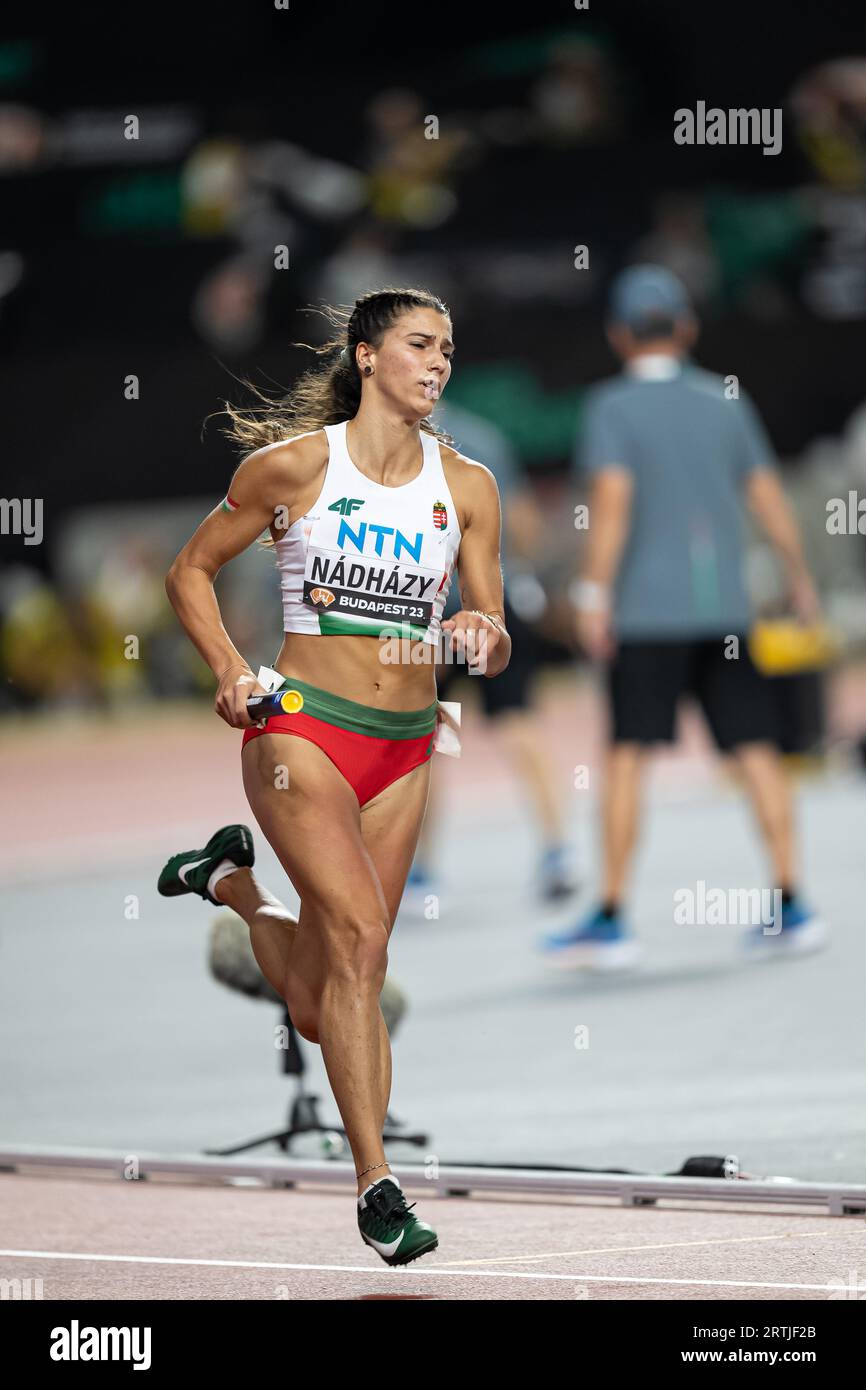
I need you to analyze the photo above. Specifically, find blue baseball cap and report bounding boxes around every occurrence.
[607,264,691,331]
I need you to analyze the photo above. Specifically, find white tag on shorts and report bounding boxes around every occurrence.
[255,665,285,694]
[433,700,461,757]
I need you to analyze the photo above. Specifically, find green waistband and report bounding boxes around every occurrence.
[273,674,438,740]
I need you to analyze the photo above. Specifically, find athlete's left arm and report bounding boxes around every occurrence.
[443,461,512,678]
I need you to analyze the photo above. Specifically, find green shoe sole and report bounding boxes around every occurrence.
[379,1235,439,1267]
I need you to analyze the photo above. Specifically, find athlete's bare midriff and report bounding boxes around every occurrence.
[272,433,469,711]
[274,630,439,709]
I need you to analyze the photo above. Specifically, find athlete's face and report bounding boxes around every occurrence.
[370,308,454,416]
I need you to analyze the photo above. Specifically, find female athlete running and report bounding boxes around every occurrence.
[158,287,511,1265]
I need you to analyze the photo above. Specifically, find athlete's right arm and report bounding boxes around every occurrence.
[165,438,315,727]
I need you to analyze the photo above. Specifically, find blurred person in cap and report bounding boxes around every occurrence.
[543,264,827,968]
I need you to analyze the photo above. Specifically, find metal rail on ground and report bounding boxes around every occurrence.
[1,1146,864,1216]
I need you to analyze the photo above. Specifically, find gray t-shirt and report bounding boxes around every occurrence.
[577,360,775,638]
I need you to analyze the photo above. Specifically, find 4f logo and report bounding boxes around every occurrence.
[329,497,365,515]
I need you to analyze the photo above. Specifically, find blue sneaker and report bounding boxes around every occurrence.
[540,905,642,971]
[742,895,829,958]
[537,844,579,903]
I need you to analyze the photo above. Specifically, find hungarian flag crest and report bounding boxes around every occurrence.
[433,499,448,530]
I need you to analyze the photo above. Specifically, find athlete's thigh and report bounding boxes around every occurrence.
[282,757,429,1010]
[360,757,433,930]
[241,732,389,931]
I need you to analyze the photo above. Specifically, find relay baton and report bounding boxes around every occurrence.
[246,688,305,719]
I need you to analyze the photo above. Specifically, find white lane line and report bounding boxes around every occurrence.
[432,1227,847,1267]
[0,1250,839,1290]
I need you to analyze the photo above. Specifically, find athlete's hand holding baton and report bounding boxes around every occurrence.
[215,660,313,728]
[214,660,268,729]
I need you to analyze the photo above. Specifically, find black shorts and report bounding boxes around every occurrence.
[436,596,537,717]
[608,635,779,751]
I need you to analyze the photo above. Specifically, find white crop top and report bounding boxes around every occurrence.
[274,420,463,645]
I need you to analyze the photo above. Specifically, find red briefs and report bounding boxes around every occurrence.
[241,675,439,808]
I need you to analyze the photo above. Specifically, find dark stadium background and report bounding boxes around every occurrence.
[2,0,865,559]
